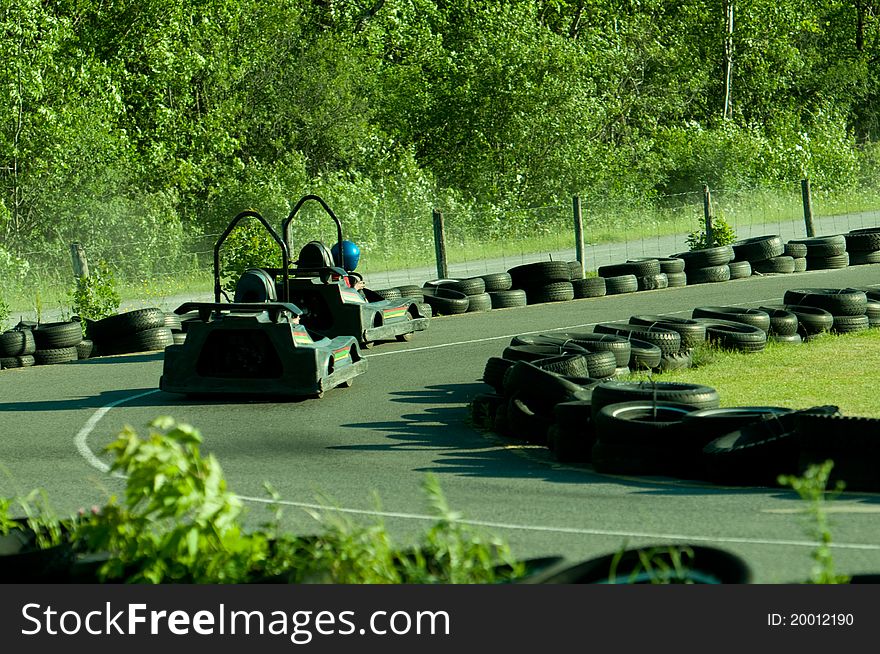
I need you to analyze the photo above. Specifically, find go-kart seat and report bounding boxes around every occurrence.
[296,240,335,271]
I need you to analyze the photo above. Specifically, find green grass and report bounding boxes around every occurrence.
[631,329,880,418]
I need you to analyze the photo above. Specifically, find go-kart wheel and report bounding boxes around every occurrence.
[396,312,415,342]
[361,340,375,349]
[340,379,354,388]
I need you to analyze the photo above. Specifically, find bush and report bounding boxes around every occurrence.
[219,220,285,294]
[686,212,737,250]
[70,260,121,326]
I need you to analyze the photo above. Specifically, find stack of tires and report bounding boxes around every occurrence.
[507,261,575,304]
[731,235,791,275]
[690,306,770,352]
[843,227,880,266]
[782,288,870,336]
[426,278,491,313]
[86,308,175,356]
[31,320,84,365]
[787,235,848,270]
[597,259,665,293]
[0,325,36,369]
[671,245,735,285]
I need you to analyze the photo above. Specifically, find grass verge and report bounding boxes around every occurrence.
[631,329,880,418]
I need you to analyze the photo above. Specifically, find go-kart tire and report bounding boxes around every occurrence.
[756,307,800,336]
[514,332,631,368]
[692,318,768,353]
[89,308,166,342]
[421,287,469,315]
[628,315,707,351]
[503,361,590,416]
[788,234,846,257]
[636,272,668,291]
[502,343,588,362]
[598,260,660,278]
[685,264,730,284]
[594,322,681,356]
[507,261,571,287]
[33,320,83,349]
[524,282,574,304]
[572,276,606,298]
[627,338,663,371]
[465,292,492,312]
[691,306,771,333]
[590,380,720,419]
[568,260,585,280]
[1,354,35,368]
[603,275,638,295]
[482,357,516,393]
[753,256,795,274]
[665,271,688,287]
[164,312,183,332]
[806,253,850,270]
[672,245,734,270]
[101,327,175,355]
[783,288,868,316]
[33,347,79,365]
[844,230,880,252]
[727,260,753,279]
[373,287,403,300]
[832,314,870,334]
[784,242,809,258]
[792,257,807,272]
[0,329,36,357]
[489,289,527,308]
[533,353,590,378]
[76,339,94,359]
[732,235,784,262]
[479,272,513,292]
[848,251,880,265]
[630,257,685,274]
[440,278,486,296]
[396,285,424,299]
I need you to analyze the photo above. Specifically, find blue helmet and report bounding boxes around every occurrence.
[331,239,360,271]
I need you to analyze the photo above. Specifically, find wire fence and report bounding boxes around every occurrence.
[4,179,880,312]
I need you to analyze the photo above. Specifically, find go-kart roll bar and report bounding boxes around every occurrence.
[282,195,345,269]
[214,210,290,304]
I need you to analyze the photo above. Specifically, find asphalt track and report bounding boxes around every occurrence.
[2,265,880,583]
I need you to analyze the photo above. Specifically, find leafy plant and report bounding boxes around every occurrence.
[686,212,737,250]
[0,295,9,331]
[778,461,850,585]
[70,260,121,328]
[608,544,698,584]
[220,220,283,294]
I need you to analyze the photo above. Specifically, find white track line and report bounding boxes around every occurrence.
[74,384,880,553]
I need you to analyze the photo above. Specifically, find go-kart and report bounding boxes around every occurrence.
[159,210,367,398]
[233,194,429,348]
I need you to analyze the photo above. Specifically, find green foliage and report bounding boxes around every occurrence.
[70,260,121,325]
[778,461,850,585]
[686,212,737,250]
[0,295,9,330]
[220,220,284,294]
[70,417,525,584]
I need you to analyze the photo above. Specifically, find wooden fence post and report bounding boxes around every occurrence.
[703,185,714,247]
[801,178,816,237]
[432,209,449,279]
[572,195,586,278]
[70,242,89,279]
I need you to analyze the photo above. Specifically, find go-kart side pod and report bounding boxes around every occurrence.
[159,302,367,398]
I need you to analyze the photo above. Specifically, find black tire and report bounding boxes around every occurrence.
[440,277,486,296]
[101,327,175,355]
[421,286,469,315]
[693,318,768,353]
[859,287,880,302]
[756,307,800,336]
[844,230,880,252]
[0,356,20,368]
[396,285,424,299]
[590,380,720,419]
[567,260,585,280]
[76,339,94,359]
[489,289,527,309]
[503,361,590,417]
[593,401,696,466]
[792,257,807,272]
[701,405,838,486]
[594,322,681,356]
[731,235,784,262]
[465,292,492,312]
[626,338,664,371]
[783,288,868,317]
[752,256,795,274]
[525,281,574,304]
[551,401,595,463]
[599,260,660,278]
[784,242,809,258]
[781,305,835,335]
[691,306,771,333]
[533,354,590,378]
[806,253,850,270]
[657,350,693,372]
[373,287,403,300]
[831,314,870,334]
[520,332,632,368]
[686,265,731,284]
[628,315,707,351]
[636,272,669,291]
[482,357,516,393]
[172,332,187,345]
[88,308,166,342]
[33,320,83,349]
[665,271,688,287]
[503,342,588,362]
[652,257,686,274]
[470,393,507,429]
[505,395,552,444]
[478,272,513,292]
[0,329,36,357]
[33,347,79,365]
[507,261,571,287]
[164,312,183,332]
[578,350,617,379]
[866,300,880,326]
[848,250,880,266]
[603,274,639,295]
[672,245,734,269]
[572,277,606,299]
[794,413,880,491]
[788,234,846,257]
[727,260,753,279]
